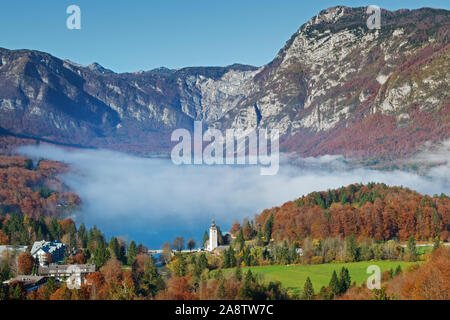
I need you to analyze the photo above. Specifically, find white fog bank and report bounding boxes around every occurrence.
[18,145,450,247]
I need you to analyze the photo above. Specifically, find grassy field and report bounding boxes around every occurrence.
[223,261,418,295]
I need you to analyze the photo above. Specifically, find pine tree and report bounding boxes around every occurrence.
[433,237,440,251]
[407,236,417,261]
[93,244,110,269]
[235,228,245,251]
[325,190,333,208]
[235,264,242,281]
[300,277,315,300]
[346,234,359,262]
[239,270,255,299]
[263,214,274,242]
[127,241,138,265]
[338,267,351,293]
[395,265,402,276]
[108,237,120,259]
[329,270,340,298]
[141,256,163,297]
[78,223,88,248]
[340,188,349,204]
[172,254,187,277]
[318,286,330,300]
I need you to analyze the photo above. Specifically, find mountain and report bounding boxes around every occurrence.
[0,6,449,160]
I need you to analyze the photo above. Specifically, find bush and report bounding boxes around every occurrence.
[311,256,324,265]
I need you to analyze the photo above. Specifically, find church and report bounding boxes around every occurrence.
[205,220,232,253]
[205,220,218,251]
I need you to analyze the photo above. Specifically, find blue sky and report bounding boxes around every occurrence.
[1,0,449,73]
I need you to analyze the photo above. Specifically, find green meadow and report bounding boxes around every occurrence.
[223,261,418,295]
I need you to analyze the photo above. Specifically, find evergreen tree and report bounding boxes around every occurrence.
[340,188,349,204]
[300,277,315,300]
[325,190,333,208]
[49,218,62,241]
[197,253,208,270]
[127,241,138,265]
[394,265,402,276]
[235,228,245,251]
[77,223,88,248]
[318,286,330,300]
[433,237,440,251]
[108,237,120,260]
[338,267,351,293]
[328,270,340,298]
[346,234,359,262]
[235,264,242,281]
[93,244,110,269]
[243,246,252,266]
[407,236,417,261]
[263,214,274,242]
[239,270,255,299]
[141,256,164,297]
[388,268,394,280]
[172,254,187,277]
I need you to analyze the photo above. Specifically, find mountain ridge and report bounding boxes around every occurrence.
[0,6,449,161]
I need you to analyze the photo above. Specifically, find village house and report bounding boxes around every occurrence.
[2,275,48,294]
[30,240,66,266]
[38,264,95,289]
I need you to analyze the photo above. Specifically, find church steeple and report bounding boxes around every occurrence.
[207,219,218,251]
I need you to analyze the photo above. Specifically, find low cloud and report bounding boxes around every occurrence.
[18,145,450,248]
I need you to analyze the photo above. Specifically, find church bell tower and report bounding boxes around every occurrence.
[208,220,218,251]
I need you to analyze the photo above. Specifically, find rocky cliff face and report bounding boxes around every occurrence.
[0,6,449,160]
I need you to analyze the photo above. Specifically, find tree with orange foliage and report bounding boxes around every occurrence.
[50,285,72,300]
[387,247,450,300]
[73,252,87,264]
[230,221,241,235]
[85,272,105,299]
[101,258,122,285]
[17,252,34,275]
[157,276,197,300]
[0,230,8,245]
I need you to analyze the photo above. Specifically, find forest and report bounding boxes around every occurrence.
[1,175,449,300]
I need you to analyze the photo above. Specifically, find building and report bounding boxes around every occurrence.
[39,264,95,289]
[30,240,66,266]
[3,275,48,293]
[206,220,218,252]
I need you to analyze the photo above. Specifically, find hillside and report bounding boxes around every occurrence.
[0,155,80,221]
[251,183,450,242]
[0,6,448,160]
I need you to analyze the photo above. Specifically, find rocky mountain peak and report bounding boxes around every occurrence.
[86,62,114,74]
[0,7,448,161]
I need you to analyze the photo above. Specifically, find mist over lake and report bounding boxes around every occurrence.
[19,145,450,249]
